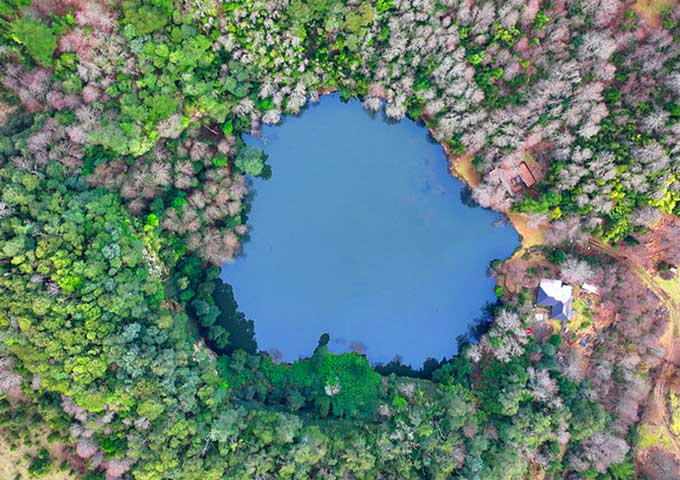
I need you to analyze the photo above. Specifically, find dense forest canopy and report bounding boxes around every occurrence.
[0,0,678,478]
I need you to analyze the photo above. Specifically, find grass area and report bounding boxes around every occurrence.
[547,319,561,335]
[655,275,680,303]
[670,392,680,437]
[448,154,481,187]
[0,438,76,480]
[633,0,676,27]
[566,299,594,334]
[638,423,675,450]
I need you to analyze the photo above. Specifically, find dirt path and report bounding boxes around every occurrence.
[588,239,680,456]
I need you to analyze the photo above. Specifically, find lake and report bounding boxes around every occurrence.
[220,94,520,368]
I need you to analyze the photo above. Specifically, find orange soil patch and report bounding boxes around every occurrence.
[633,0,677,28]
[448,153,481,187]
[508,213,546,249]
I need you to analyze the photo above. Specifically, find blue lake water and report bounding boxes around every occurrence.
[221,94,519,367]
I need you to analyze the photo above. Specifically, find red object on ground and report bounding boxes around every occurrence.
[518,162,536,187]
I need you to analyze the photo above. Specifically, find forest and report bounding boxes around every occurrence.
[0,0,678,478]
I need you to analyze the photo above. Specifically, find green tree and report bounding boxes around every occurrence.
[122,0,171,36]
[9,15,56,65]
[234,146,267,176]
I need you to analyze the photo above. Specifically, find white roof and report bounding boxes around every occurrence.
[581,283,599,294]
[539,279,572,303]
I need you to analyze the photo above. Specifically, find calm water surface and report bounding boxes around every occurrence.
[221,94,519,367]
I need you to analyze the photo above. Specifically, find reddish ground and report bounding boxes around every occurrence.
[619,214,680,270]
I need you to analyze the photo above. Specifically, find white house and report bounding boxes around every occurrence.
[537,279,574,321]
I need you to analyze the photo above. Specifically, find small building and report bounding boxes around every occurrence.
[581,283,600,295]
[517,162,536,188]
[536,279,574,321]
[506,162,537,193]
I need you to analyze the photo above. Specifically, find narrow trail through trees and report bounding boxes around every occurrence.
[588,239,680,458]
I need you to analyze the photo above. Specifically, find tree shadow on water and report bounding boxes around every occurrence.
[374,300,497,379]
[210,280,258,355]
[459,185,480,208]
